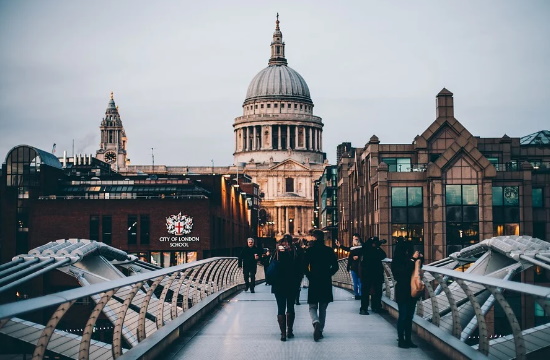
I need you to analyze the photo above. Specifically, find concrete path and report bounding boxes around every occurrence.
[163,283,447,360]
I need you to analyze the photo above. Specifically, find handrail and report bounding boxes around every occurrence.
[333,257,550,360]
[0,257,263,360]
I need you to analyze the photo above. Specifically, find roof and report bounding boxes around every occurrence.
[520,130,550,145]
[245,65,312,104]
[4,144,62,169]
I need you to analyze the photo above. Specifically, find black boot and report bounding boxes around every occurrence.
[277,315,287,341]
[286,312,295,338]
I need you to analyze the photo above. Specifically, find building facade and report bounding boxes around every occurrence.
[0,145,254,266]
[338,89,550,264]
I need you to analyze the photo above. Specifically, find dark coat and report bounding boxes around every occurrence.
[391,255,422,303]
[346,246,362,273]
[304,240,339,304]
[360,241,386,283]
[270,249,303,296]
[238,246,261,271]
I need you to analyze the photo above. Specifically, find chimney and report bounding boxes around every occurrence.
[436,88,454,118]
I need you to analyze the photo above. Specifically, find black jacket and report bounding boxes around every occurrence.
[304,240,339,304]
[238,246,261,270]
[360,240,386,282]
[270,249,303,296]
[392,255,423,303]
[347,246,362,273]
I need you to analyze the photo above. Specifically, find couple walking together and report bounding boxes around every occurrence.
[267,230,338,342]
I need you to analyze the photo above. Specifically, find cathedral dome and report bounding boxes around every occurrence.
[245,65,311,103]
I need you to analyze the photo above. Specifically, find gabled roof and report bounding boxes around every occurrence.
[520,130,550,145]
[269,158,311,171]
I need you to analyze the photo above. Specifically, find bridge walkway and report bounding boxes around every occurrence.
[162,284,446,360]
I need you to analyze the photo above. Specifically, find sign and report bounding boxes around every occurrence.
[160,212,200,247]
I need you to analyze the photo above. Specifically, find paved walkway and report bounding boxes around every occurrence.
[163,284,446,360]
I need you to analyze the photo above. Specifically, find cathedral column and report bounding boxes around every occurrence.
[253,126,257,150]
[319,129,322,151]
[285,207,289,234]
[286,125,290,149]
[278,126,282,149]
[294,126,298,149]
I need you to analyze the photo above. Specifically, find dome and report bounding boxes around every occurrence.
[245,65,312,104]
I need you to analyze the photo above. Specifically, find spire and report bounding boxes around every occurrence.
[269,13,287,66]
[105,91,120,119]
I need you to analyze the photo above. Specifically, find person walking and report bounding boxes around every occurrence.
[347,235,363,300]
[292,237,306,305]
[359,237,388,315]
[304,230,339,341]
[391,239,423,348]
[269,234,302,341]
[238,237,261,293]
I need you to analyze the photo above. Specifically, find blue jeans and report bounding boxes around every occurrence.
[350,270,361,296]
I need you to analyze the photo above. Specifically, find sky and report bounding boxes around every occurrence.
[1,0,549,167]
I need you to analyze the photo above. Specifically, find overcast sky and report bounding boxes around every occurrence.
[1,0,549,167]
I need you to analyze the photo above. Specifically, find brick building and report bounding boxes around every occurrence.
[0,145,256,267]
[338,89,550,264]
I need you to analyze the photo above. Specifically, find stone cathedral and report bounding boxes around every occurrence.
[232,15,327,239]
[104,16,328,240]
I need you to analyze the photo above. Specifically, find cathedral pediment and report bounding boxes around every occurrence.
[269,159,310,171]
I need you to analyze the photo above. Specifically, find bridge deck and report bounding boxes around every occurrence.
[163,284,445,360]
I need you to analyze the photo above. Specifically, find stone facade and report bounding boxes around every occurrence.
[338,89,550,264]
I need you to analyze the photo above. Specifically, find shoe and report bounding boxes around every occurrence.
[398,340,409,348]
[354,295,361,300]
[319,331,324,339]
[277,315,287,341]
[405,340,418,348]
[286,313,295,339]
[250,289,255,293]
[244,285,249,291]
[313,321,322,341]
[359,309,369,315]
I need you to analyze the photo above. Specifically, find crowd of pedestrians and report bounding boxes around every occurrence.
[239,231,422,348]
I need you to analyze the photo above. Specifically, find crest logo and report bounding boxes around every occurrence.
[166,212,193,235]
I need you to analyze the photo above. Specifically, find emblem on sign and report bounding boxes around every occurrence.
[166,212,193,235]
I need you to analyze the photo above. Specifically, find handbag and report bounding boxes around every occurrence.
[265,257,279,285]
[410,259,425,298]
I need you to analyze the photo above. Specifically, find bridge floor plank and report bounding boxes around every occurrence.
[163,284,446,360]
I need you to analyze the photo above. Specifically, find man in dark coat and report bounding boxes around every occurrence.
[359,237,388,315]
[304,230,339,341]
[238,237,261,293]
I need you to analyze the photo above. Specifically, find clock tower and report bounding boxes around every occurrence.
[96,92,128,171]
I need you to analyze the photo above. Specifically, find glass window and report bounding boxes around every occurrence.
[391,187,407,207]
[285,178,294,192]
[462,185,478,205]
[102,215,112,244]
[493,186,503,206]
[127,215,137,244]
[408,187,422,206]
[503,186,519,206]
[140,215,150,244]
[446,185,462,205]
[533,188,543,208]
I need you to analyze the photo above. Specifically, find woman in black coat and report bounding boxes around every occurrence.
[269,234,302,341]
[391,239,423,348]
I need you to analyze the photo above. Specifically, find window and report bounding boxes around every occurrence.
[267,104,271,108]
[90,216,99,241]
[294,104,297,109]
[281,103,285,108]
[140,215,150,245]
[261,104,264,108]
[391,187,423,245]
[533,188,543,208]
[274,103,278,108]
[492,186,520,236]
[127,215,137,244]
[286,178,294,192]
[102,215,112,244]
[381,158,412,172]
[445,185,479,252]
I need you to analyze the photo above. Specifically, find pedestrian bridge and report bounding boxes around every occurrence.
[0,236,549,360]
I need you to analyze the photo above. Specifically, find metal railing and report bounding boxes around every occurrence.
[333,258,550,360]
[0,257,263,360]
